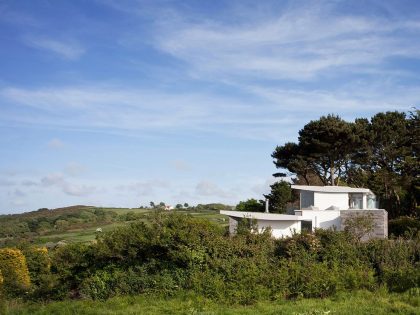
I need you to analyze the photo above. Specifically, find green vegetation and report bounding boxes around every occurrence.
[4,290,420,314]
[0,213,418,314]
[0,204,230,248]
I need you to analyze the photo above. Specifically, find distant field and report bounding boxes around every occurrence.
[33,222,127,244]
[4,290,419,315]
[26,207,228,245]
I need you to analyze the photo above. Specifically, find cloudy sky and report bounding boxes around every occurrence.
[1,0,419,213]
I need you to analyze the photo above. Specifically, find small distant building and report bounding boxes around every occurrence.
[221,185,387,239]
[164,205,174,211]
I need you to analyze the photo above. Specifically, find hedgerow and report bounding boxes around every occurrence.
[0,213,419,304]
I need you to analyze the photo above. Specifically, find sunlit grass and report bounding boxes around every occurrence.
[5,290,419,315]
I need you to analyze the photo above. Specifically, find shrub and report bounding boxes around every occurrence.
[23,247,51,285]
[363,236,420,292]
[285,260,339,299]
[0,248,31,295]
[389,216,420,237]
[382,264,420,292]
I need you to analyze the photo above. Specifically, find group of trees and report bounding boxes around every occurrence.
[273,111,419,218]
[236,110,418,218]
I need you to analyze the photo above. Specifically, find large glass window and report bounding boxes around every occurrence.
[349,193,363,209]
[367,195,377,209]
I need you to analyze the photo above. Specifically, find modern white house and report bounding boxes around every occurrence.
[221,185,388,239]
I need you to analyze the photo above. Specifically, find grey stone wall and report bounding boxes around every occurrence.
[340,209,388,240]
[229,217,239,235]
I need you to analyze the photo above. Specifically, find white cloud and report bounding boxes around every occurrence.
[1,83,416,142]
[40,173,95,197]
[11,199,26,207]
[195,180,236,199]
[153,3,420,81]
[64,162,86,176]
[0,179,15,186]
[47,138,65,149]
[171,160,191,172]
[41,173,65,186]
[116,180,171,196]
[21,180,38,186]
[24,36,85,60]
[61,182,96,197]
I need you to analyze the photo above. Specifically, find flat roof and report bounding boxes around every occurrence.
[220,210,303,221]
[291,185,372,194]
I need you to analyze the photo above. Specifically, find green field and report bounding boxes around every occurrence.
[4,290,419,315]
[25,207,228,245]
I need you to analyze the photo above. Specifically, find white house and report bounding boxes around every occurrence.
[220,185,387,239]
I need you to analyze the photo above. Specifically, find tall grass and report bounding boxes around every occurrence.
[4,290,420,315]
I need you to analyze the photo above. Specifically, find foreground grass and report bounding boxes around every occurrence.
[4,290,420,315]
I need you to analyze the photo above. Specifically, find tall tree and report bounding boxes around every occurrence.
[273,115,357,186]
[263,181,293,213]
[365,112,416,217]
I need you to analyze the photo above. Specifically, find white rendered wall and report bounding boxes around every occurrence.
[295,210,341,230]
[257,220,301,238]
[314,192,348,210]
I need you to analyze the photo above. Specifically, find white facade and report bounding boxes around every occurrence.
[313,192,348,210]
[257,220,301,238]
[221,185,384,239]
[295,210,341,230]
[293,185,378,210]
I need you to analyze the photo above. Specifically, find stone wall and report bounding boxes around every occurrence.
[340,209,388,240]
[228,217,239,235]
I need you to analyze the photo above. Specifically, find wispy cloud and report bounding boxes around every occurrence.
[195,180,236,199]
[153,3,420,81]
[41,173,96,197]
[23,36,85,60]
[116,180,171,196]
[0,83,416,142]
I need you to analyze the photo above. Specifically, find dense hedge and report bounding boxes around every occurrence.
[1,213,419,304]
[389,216,420,237]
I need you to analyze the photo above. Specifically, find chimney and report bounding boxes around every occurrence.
[265,199,269,213]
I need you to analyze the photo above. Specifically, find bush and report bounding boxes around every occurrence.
[285,260,339,299]
[0,248,31,296]
[363,236,420,292]
[382,264,420,292]
[1,212,417,305]
[389,216,420,237]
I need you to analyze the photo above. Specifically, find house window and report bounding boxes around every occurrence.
[367,195,377,209]
[349,193,363,209]
[300,191,314,209]
[301,220,312,232]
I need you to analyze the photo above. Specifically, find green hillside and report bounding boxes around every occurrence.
[0,204,230,247]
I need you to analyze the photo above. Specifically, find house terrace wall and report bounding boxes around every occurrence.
[340,210,388,239]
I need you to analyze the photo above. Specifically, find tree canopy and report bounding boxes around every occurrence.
[272,110,419,218]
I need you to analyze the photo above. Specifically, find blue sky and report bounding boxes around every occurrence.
[1,0,419,213]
